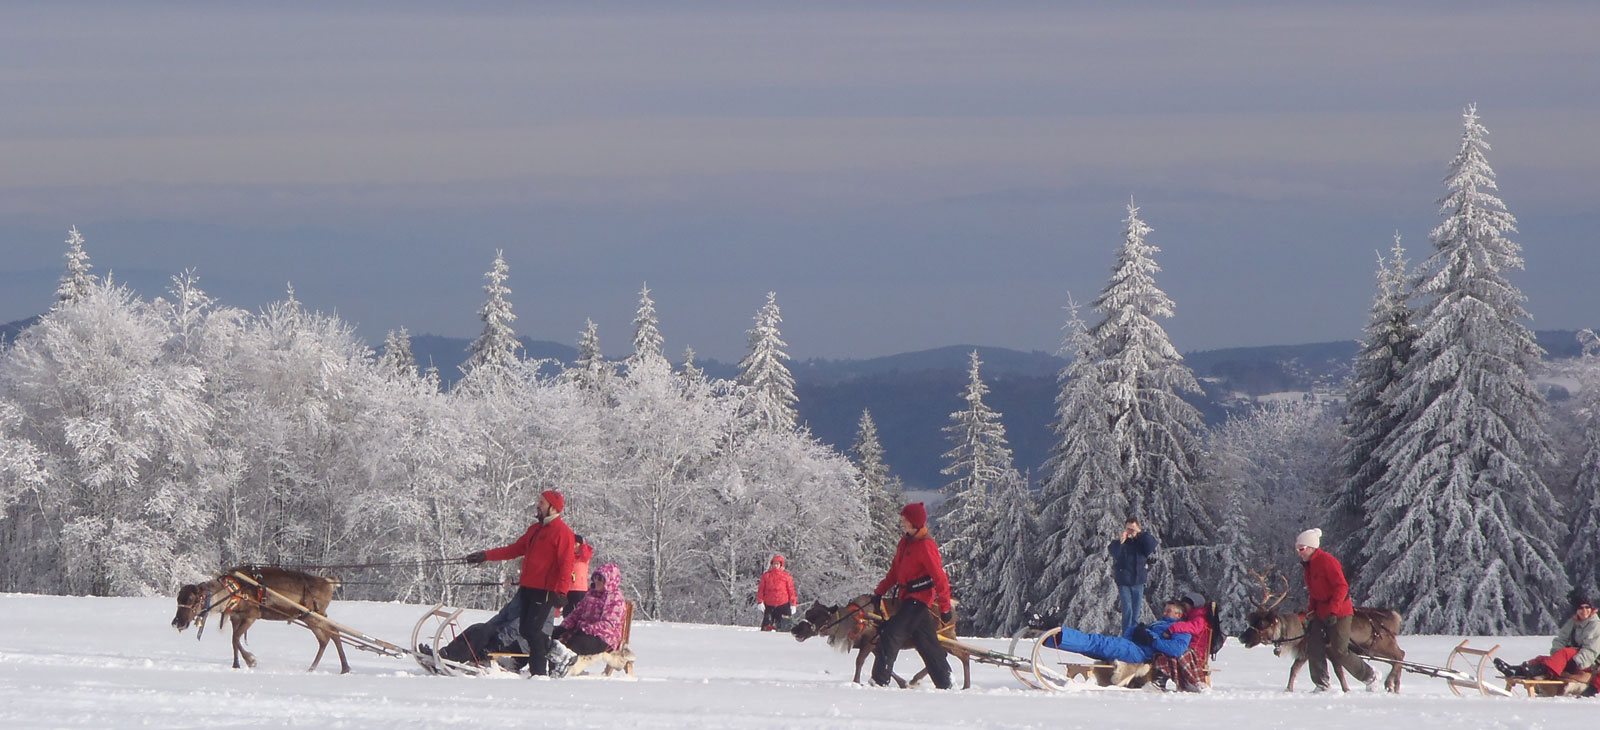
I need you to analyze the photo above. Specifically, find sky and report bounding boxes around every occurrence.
[2,1,1596,361]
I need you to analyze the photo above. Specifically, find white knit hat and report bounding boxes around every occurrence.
[1295,528,1322,549]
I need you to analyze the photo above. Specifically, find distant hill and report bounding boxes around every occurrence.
[1,316,41,347]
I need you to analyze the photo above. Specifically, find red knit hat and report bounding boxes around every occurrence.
[901,502,927,530]
[541,490,565,514]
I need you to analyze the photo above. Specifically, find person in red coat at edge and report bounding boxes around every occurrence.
[869,502,953,689]
[564,535,594,617]
[758,554,798,631]
[466,490,576,677]
[1296,528,1377,691]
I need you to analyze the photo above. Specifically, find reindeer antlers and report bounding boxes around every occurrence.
[1249,567,1291,611]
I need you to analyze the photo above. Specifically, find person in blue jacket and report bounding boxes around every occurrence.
[1046,600,1192,664]
[1109,518,1158,635]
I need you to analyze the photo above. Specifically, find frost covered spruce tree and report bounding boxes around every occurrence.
[460,250,521,386]
[851,409,901,574]
[628,284,666,369]
[1036,301,1129,632]
[378,327,418,381]
[1325,236,1417,578]
[969,468,1038,636]
[568,318,614,392]
[1361,106,1567,634]
[939,350,1013,606]
[1560,332,1600,599]
[1089,202,1210,600]
[54,226,96,309]
[737,292,797,431]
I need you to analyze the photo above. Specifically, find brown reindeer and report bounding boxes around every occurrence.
[790,594,972,689]
[1237,569,1405,692]
[172,566,350,674]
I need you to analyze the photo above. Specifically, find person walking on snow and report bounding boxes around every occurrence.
[758,554,798,631]
[1109,518,1157,636]
[466,490,576,677]
[869,502,954,690]
[1296,528,1377,692]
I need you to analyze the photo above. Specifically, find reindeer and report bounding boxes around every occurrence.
[1237,569,1405,692]
[790,594,972,689]
[172,566,350,674]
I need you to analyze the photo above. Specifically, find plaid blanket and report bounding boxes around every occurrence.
[1153,643,1208,691]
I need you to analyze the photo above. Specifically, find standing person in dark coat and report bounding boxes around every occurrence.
[1109,518,1157,636]
[466,490,576,677]
[869,502,954,690]
[1296,528,1377,692]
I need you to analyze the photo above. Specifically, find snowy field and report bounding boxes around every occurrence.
[0,594,1590,729]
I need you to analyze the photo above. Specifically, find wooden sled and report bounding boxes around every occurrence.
[484,600,638,678]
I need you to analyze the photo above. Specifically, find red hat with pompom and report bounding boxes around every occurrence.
[901,502,927,530]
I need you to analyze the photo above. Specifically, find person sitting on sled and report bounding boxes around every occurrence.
[1045,600,1193,665]
[546,562,628,677]
[1496,594,1600,692]
[1152,592,1219,691]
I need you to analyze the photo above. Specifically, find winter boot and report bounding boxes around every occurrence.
[547,640,580,678]
[1493,658,1524,678]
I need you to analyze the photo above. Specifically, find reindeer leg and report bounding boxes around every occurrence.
[332,630,350,674]
[853,645,868,684]
[234,616,257,669]
[1335,664,1349,692]
[908,668,927,687]
[1287,656,1305,691]
[960,652,972,690]
[308,626,329,672]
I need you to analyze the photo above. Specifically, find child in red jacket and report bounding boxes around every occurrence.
[757,554,798,631]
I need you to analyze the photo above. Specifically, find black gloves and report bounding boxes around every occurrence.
[465,551,487,565]
[940,610,953,624]
[549,592,567,608]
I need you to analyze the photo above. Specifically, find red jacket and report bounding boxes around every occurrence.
[484,517,576,593]
[875,529,952,614]
[571,542,594,591]
[1303,548,1354,618]
[758,568,797,607]
[1167,606,1212,661]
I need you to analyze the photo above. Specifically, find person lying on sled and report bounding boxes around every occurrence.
[1044,600,1192,664]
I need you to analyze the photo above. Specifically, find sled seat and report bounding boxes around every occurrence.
[1505,677,1575,697]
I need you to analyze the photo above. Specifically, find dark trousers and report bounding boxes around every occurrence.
[558,629,610,656]
[870,599,951,689]
[516,587,558,676]
[761,604,789,630]
[1306,614,1374,688]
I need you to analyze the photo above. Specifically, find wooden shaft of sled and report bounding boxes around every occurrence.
[228,570,407,657]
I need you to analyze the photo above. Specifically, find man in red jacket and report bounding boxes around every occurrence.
[467,490,576,677]
[869,502,953,690]
[758,554,798,631]
[1296,528,1376,691]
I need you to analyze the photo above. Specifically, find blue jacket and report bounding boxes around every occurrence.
[1048,617,1191,664]
[1108,532,1157,587]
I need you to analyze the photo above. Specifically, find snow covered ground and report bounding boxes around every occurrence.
[0,593,1590,729]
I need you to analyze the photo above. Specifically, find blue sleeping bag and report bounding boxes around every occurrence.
[1046,618,1191,664]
